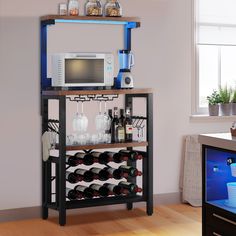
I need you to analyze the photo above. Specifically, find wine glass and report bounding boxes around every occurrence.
[95,101,105,143]
[103,101,112,143]
[72,102,88,144]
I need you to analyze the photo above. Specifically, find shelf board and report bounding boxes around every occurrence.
[56,141,148,151]
[41,15,141,26]
[42,88,153,96]
[47,195,145,210]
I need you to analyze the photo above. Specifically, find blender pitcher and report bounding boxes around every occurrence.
[116,50,135,89]
[118,50,135,70]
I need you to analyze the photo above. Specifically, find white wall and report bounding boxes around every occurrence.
[0,0,232,210]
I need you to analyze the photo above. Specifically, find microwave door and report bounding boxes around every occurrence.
[65,58,105,86]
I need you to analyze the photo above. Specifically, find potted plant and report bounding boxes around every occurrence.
[207,90,220,116]
[219,86,232,116]
[231,89,236,115]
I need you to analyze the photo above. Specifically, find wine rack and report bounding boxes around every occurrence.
[41,16,153,226]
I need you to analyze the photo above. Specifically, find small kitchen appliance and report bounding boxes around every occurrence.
[116,50,134,89]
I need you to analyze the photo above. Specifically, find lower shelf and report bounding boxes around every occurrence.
[48,195,145,210]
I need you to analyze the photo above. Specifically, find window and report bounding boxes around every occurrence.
[195,0,236,113]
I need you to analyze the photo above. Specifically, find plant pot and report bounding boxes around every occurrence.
[232,103,236,115]
[220,103,231,116]
[208,104,219,116]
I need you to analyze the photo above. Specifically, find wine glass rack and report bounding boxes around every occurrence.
[41,15,153,226]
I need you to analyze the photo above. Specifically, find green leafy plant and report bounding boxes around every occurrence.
[232,89,236,103]
[219,86,232,104]
[207,90,221,105]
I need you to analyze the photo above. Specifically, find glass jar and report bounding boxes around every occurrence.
[85,0,103,16]
[68,0,79,16]
[105,0,122,17]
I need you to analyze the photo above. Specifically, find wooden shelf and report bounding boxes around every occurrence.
[41,15,140,25]
[42,88,153,96]
[56,141,148,151]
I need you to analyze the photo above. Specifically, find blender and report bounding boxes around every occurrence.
[116,50,134,89]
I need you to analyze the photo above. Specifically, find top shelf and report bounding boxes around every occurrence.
[40,15,141,27]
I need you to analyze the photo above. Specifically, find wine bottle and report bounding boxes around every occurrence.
[91,151,111,164]
[90,167,110,181]
[66,155,83,166]
[108,109,113,134]
[90,184,109,197]
[117,109,125,143]
[111,107,119,143]
[66,187,82,200]
[66,171,83,184]
[119,150,143,161]
[105,151,128,163]
[118,165,142,178]
[74,185,94,199]
[104,167,123,180]
[75,152,94,166]
[74,168,94,182]
[118,181,142,194]
[103,183,122,196]
[124,107,133,142]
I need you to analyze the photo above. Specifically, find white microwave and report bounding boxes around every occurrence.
[51,53,114,88]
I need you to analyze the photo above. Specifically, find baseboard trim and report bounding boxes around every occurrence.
[0,192,181,223]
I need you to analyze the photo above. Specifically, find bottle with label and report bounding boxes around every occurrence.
[74,169,94,182]
[74,152,94,166]
[119,150,143,161]
[108,109,113,134]
[91,151,111,164]
[103,183,122,196]
[74,185,94,199]
[117,109,125,143]
[118,181,142,194]
[66,188,82,200]
[68,0,79,16]
[90,184,109,197]
[104,167,123,180]
[104,151,128,163]
[111,107,119,143]
[66,171,83,184]
[118,165,142,178]
[90,167,110,181]
[85,0,103,16]
[125,107,133,142]
[66,155,83,166]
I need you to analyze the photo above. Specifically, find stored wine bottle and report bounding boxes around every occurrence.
[125,107,133,142]
[66,171,83,184]
[75,152,94,166]
[119,165,142,178]
[90,167,110,181]
[91,151,111,164]
[117,109,125,142]
[90,184,109,197]
[108,109,113,134]
[74,185,94,199]
[118,181,142,194]
[119,150,143,161]
[74,168,94,182]
[104,167,123,180]
[105,151,128,163]
[66,155,83,166]
[66,187,82,200]
[103,183,122,196]
[111,107,119,143]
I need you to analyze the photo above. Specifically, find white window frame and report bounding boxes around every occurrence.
[192,0,236,115]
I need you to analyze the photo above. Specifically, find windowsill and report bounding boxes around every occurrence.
[190,114,236,122]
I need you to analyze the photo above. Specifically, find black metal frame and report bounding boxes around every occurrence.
[41,93,153,226]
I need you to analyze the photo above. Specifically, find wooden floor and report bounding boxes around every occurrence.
[0,204,201,236]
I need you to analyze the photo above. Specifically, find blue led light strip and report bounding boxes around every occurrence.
[55,19,129,25]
